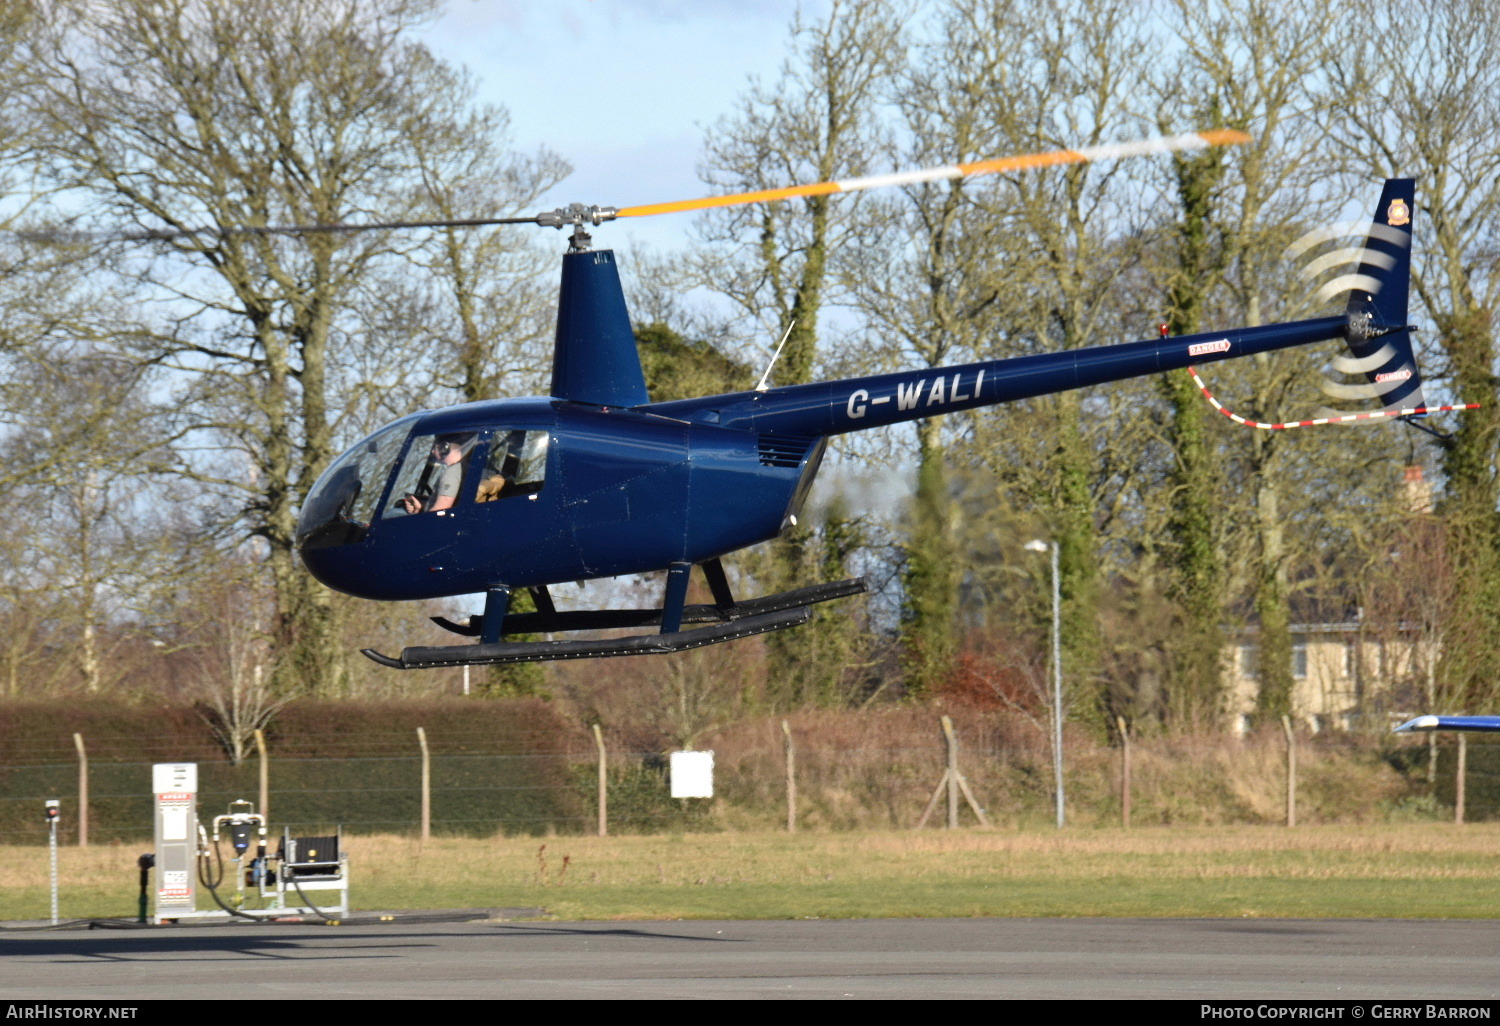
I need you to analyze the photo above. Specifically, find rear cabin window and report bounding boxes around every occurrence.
[474,430,549,502]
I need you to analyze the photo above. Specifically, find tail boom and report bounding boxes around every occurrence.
[647,316,1345,438]
[644,182,1447,441]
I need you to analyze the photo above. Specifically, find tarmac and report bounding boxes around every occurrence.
[2,915,1496,1000]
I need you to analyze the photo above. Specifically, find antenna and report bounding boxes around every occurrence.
[755,320,796,393]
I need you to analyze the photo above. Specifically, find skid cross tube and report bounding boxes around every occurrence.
[428,578,865,639]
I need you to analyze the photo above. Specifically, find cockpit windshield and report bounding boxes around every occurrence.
[296,418,415,550]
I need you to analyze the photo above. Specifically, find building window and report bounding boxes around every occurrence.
[1343,639,1357,679]
[1292,643,1308,680]
[1239,644,1257,677]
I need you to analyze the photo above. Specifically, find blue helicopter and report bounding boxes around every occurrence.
[286,134,1438,670]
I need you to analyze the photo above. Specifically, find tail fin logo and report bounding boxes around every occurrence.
[1387,198,1410,226]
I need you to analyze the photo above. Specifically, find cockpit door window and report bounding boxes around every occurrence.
[382,432,480,518]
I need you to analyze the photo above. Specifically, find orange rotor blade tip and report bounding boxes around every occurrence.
[1200,128,1253,146]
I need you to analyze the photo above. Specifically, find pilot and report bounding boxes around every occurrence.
[401,436,467,514]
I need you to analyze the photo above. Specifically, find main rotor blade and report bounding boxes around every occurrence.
[616,129,1252,219]
[16,213,553,245]
[89,213,545,243]
[18,130,1248,243]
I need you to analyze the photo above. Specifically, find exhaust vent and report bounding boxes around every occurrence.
[757,432,819,468]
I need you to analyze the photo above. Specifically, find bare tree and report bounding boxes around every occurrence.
[1328,0,1500,712]
[950,0,1156,725]
[0,346,211,695]
[1357,493,1456,778]
[397,79,568,406]
[28,0,556,694]
[851,0,1034,695]
[1150,0,1350,723]
[189,564,286,764]
[695,0,905,386]
[693,0,904,707]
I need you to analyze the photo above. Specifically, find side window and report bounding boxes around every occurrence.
[382,432,478,518]
[475,429,549,502]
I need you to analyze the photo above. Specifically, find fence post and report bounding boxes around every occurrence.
[592,723,607,838]
[1117,716,1130,830]
[254,728,269,824]
[942,715,959,829]
[72,733,88,849]
[782,720,796,834]
[1455,732,1467,826]
[416,726,430,843]
[916,715,991,830]
[1281,714,1296,828]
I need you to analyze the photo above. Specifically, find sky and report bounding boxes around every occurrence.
[418,0,814,255]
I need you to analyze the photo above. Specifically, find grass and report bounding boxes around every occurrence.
[4,824,1498,922]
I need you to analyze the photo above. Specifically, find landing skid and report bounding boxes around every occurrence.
[363,607,811,669]
[361,572,867,670]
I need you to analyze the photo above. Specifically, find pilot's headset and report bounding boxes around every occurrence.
[429,434,475,463]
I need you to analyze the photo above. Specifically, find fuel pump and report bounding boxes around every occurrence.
[148,763,348,923]
[189,797,347,921]
[208,800,266,910]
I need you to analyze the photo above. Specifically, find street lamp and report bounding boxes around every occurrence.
[1024,539,1065,828]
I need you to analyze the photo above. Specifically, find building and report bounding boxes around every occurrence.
[1223,468,1439,733]
[1224,622,1432,734]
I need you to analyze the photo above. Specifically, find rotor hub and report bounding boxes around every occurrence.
[536,203,619,252]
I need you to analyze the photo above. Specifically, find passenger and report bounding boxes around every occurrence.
[475,430,523,502]
[401,436,467,514]
[475,471,508,503]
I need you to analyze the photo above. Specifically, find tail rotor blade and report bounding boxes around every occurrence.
[1329,343,1396,375]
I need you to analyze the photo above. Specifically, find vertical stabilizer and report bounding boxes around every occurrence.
[1342,179,1424,412]
[551,249,650,407]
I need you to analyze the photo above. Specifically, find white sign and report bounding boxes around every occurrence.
[152,763,197,795]
[669,750,714,799]
[160,806,189,841]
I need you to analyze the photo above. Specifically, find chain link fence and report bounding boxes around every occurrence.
[2,720,1495,845]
